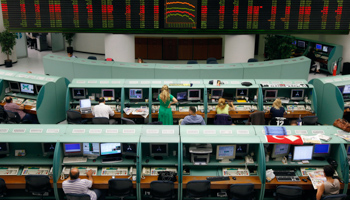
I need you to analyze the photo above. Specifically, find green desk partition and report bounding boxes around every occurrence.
[73,59,113,79]
[199,64,244,79]
[112,62,155,79]
[43,54,76,81]
[155,64,200,79]
[279,57,311,80]
[242,61,282,79]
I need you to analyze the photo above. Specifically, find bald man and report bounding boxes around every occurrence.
[62,168,103,200]
[4,96,39,124]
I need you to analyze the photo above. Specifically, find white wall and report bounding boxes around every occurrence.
[71,33,105,54]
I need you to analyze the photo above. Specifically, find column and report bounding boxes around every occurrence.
[224,35,255,63]
[105,34,135,62]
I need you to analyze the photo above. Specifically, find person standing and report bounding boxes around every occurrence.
[158,85,177,125]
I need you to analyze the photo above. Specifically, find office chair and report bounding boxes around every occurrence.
[0,106,7,123]
[105,58,114,61]
[87,56,97,60]
[4,110,21,124]
[322,194,347,200]
[302,116,318,125]
[206,57,217,64]
[207,60,218,64]
[186,180,210,199]
[270,117,289,126]
[66,194,90,200]
[214,114,232,125]
[0,178,6,197]
[147,121,163,125]
[150,181,175,200]
[25,175,51,200]
[121,118,136,125]
[248,58,258,62]
[187,60,198,64]
[246,111,265,125]
[229,183,255,200]
[275,185,302,200]
[108,178,133,200]
[92,117,109,124]
[185,123,202,125]
[66,110,88,124]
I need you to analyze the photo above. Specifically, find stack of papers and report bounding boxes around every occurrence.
[123,108,135,115]
[308,171,327,190]
[132,108,149,118]
[317,134,331,142]
[301,135,321,144]
[336,133,350,142]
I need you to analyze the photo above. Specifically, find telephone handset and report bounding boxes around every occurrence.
[142,167,150,179]
[129,167,137,181]
[61,167,71,180]
[245,155,254,163]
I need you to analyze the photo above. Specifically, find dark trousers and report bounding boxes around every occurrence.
[22,114,39,124]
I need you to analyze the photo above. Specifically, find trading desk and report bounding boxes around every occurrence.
[264,110,315,119]
[182,176,261,189]
[0,102,36,115]
[56,176,136,189]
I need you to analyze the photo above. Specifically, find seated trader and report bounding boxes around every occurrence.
[216,98,235,114]
[269,98,285,118]
[316,165,340,200]
[4,97,39,124]
[63,168,104,200]
[92,97,115,124]
[307,47,320,73]
[181,106,206,125]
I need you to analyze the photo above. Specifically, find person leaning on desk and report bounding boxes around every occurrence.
[158,85,178,125]
[92,97,115,124]
[216,98,235,114]
[269,98,285,118]
[316,165,340,200]
[4,96,39,124]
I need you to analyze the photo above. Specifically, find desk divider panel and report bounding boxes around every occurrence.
[242,61,282,79]
[279,57,311,80]
[199,64,244,79]
[73,59,113,79]
[154,64,201,79]
[112,62,155,79]
[43,54,76,81]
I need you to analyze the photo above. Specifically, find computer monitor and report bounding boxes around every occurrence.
[264,90,278,100]
[347,145,350,155]
[316,44,322,51]
[297,41,306,49]
[100,143,121,156]
[0,143,9,155]
[83,143,100,157]
[271,144,290,159]
[129,89,143,99]
[236,89,248,98]
[63,143,83,156]
[72,88,86,99]
[290,89,304,100]
[150,144,168,157]
[122,143,137,156]
[80,99,91,109]
[216,145,236,163]
[42,143,56,156]
[313,144,330,157]
[323,45,329,53]
[177,91,187,101]
[236,144,249,156]
[293,146,314,161]
[188,89,201,101]
[101,89,115,101]
[20,83,35,94]
[211,89,224,99]
[36,85,43,94]
[9,82,20,92]
[343,85,350,94]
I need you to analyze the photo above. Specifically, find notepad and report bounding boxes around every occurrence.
[236,99,247,103]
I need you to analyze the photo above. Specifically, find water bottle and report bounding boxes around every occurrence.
[288,153,292,162]
[292,105,294,113]
[297,115,302,126]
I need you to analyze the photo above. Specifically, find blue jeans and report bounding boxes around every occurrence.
[22,114,39,124]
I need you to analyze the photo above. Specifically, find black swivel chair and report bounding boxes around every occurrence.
[0,106,7,123]
[214,114,232,125]
[186,180,210,199]
[270,117,289,126]
[87,56,97,60]
[66,110,88,124]
[322,194,347,200]
[66,194,91,200]
[275,185,302,200]
[187,60,198,64]
[229,183,255,200]
[108,178,133,200]
[150,181,175,200]
[207,60,218,64]
[248,58,258,62]
[206,57,217,64]
[121,118,136,125]
[92,117,109,124]
[4,110,22,124]
[25,175,52,200]
[0,178,6,197]
[302,116,318,125]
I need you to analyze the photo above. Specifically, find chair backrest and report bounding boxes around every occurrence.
[150,181,174,199]
[25,175,51,194]
[121,118,136,125]
[323,194,347,200]
[0,105,6,122]
[206,57,217,63]
[108,178,133,197]
[187,60,198,64]
[4,110,21,124]
[248,58,258,62]
[66,110,83,124]
[249,111,265,125]
[207,60,218,64]
[92,117,109,124]
[0,178,6,196]
[87,56,97,60]
[66,193,91,200]
[230,184,255,200]
[214,114,232,125]
[302,116,318,125]
[276,185,302,200]
[270,117,289,126]
[186,180,210,198]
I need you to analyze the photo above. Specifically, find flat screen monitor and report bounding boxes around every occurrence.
[63,143,83,156]
[316,44,322,51]
[101,89,115,101]
[264,90,278,100]
[271,144,290,158]
[122,143,137,156]
[323,46,329,53]
[80,99,91,109]
[83,143,100,156]
[42,143,56,156]
[343,85,350,94]
[236,144,249,156]
[177,91,187,101]
[211,89,224,99]
[236,89,248,98]
[313,144,330,157]
[216,145,236,161]
[0,143,9,155]
[72,88,86,99]
[290,89,304,100]
[9,82,20,92]
[36,85,43,94]
[20,83,35,94]
[297,41,306,49]
[129,89,143,99]
[150,144,168,157]
[100,143,121,156]
[347,145,350,155]
[188,89,201,101]
[293,146,313,161]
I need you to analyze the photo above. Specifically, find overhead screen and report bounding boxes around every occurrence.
[2,0,350,33]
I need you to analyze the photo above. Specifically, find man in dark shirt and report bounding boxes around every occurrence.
[307,48,320,73]
[4,97,39,124]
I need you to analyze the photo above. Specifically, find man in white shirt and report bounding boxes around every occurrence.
[92,97,115,124]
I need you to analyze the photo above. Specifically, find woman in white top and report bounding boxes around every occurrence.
[316,165,340,200]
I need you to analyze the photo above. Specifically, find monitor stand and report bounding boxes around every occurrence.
[153,156,163,160]
[219,158,232,163]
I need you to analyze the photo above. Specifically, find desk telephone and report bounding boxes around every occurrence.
[2,96,25,104]
[22,166,52,176]
[235,105,257,111]
[222,168,250,176]
[61,166,97,180]
[0,166,19,175]
[245,155,254,163]
[198,105,204,112]
[286,105,306,111]
[142,167,177,177]
[101,167,133,176]
[179,106,190,112]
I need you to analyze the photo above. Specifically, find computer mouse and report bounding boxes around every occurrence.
[93,159,96,162]
[145,159,149,163]
[232,177,236,180]
[302,178,307,182]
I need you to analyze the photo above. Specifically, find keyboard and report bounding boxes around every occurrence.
[206,176,230,182]
[63,157,87,163]
[274,170,296,176]
[102,157,123,163]
[276,176,300,182]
